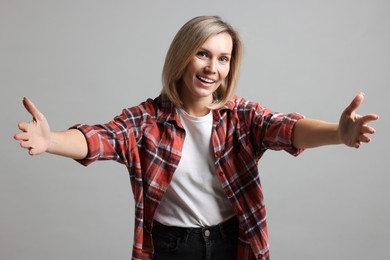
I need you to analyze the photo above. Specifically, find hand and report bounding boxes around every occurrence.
[339,92,379,148]
[14,97,52,155]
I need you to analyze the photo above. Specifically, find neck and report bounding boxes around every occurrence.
[179,92,213,117]
[182,104,211,117]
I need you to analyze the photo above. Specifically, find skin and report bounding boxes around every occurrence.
[15,97,88,159]
[180,32,232,116]
[14,33,379,159]
[293,92,378,149]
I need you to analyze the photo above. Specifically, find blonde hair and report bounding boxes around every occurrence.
[161,16,243,109]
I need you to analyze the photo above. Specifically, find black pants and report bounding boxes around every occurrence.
[152,217,239,260]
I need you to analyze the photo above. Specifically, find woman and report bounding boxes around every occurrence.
[14,16,378,260]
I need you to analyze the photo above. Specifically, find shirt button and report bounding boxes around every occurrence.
[218,172,224,177]
[215,151,221,157]
[204,229,211,237]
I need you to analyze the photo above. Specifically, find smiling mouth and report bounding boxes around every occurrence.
[197,75,216,84]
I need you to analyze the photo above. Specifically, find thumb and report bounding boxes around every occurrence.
[344,92,365,116]
[23,97,44,121]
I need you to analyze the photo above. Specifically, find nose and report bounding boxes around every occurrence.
[205,59,217,74]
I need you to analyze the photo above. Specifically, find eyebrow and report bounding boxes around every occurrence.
[198,47,232,57]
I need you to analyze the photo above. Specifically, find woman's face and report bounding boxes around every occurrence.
[180,32,233,112]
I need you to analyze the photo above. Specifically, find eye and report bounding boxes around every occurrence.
[196,51,208,59]
[219,56,230,63]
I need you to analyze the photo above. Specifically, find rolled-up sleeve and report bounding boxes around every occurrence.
[241,99,305,157]
[260,111,305,156]
[69,124,105,166]
[69,109,135,166]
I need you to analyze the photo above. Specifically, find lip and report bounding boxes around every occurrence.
[196,75,216,84]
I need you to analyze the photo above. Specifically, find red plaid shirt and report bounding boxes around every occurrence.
[72,95,304,259]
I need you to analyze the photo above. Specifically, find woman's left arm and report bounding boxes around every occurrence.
[292,92,379,149]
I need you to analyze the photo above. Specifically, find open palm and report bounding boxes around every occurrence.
[14,98,51,155]
[339,93,379,148]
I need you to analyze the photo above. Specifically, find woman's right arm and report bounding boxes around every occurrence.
[14,97,88,160]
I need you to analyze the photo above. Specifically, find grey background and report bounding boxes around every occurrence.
[1,0,389,259]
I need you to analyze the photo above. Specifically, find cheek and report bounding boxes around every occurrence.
[183,61,199,78]
[182,65,194,81]
[221,66,230,80]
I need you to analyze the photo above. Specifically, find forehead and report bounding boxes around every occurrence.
[200,32,233,55]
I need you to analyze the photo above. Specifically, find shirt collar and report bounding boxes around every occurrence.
[155,94,179,124]
[155,94,237,124]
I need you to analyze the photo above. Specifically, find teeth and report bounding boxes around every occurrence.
[198,76,215,83]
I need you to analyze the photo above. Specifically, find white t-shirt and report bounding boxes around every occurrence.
[153,109,235,227]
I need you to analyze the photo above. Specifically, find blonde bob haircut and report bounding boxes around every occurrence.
[161,16,243,109]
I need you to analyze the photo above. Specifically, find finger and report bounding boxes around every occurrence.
[360,125,376,135]
[14,132,30,141]
[344,92,365,116]
[354,141,361,149]
[358,134,371,144]
[29,149,36,156]
[17,122,30,132]
[361,113,379,124]
[23,97,44,121]
[19,140,32,149]
[29,147,40,156]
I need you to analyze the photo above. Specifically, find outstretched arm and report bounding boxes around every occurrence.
[292,92,379,149]
[14,97,88,159]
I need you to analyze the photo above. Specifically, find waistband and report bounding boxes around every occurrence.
[152,217,238,241]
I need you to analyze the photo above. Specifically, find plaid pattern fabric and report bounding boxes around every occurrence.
[71,95,304,259]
